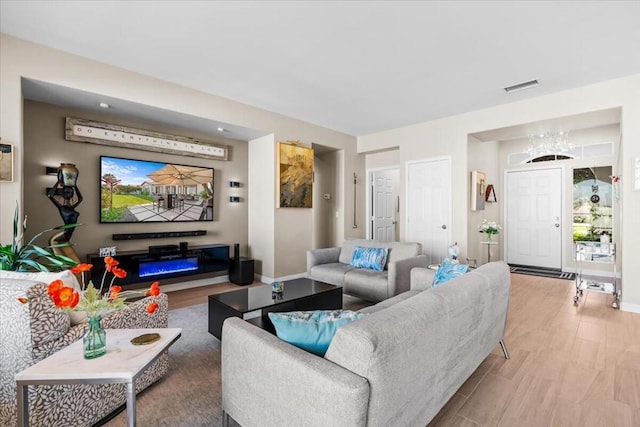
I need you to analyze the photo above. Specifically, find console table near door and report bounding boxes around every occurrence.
[15,328,181,427]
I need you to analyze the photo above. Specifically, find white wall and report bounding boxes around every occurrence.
[358,74,640,313]
[0,34,363,280]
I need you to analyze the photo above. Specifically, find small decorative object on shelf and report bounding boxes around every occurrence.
[478,220,502,242]
[44,257,162,359]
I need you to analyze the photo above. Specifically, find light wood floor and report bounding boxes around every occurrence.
[165,274,640,426]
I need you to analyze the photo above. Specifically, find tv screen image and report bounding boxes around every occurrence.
[100,156,214,223]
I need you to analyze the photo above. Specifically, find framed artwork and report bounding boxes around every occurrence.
[0,142,13,183]
[470,171,486,211]
[278,142,314,208]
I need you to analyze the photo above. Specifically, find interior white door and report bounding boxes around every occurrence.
[506,168,562,269]
[371,169,398,241]
[406,158,451,264]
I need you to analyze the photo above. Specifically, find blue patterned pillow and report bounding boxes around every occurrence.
[432,259,469,287]
[350,246,388,271]
[268,310,367,356]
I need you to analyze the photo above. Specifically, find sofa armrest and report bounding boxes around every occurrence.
[222,317,369,427]
[410,267,436,291]
[387,254,428,297]
[307,247,341,273]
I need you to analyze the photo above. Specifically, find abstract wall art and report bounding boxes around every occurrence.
[278,142,314,208]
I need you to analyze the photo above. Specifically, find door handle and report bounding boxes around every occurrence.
[441,225,447,230]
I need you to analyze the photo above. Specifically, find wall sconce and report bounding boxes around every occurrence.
[229,181,241,188]
[45,166,58,175]
[229,196,241,203]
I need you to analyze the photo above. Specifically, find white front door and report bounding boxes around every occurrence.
[506,168,562,269]
[406,158,451,264]
[371,169,399,241]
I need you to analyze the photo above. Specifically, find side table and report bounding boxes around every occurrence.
[480,241,499,263]
[15,328,181,427]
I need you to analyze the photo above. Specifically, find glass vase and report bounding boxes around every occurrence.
[83,315,106,359]
[486,233,493,242]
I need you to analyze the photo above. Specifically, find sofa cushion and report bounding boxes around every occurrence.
[268,310,367,356]
[344,269,389,302]
[433,260,469,287]
[350,247,388,272]
[308,262,355,286]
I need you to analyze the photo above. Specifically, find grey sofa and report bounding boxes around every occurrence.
[221,261,511,427]
[306,238,427,302]
[0,277,169,427]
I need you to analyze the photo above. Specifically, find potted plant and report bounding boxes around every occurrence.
[0,204,78,272]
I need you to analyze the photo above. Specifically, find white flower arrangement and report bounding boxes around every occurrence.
[478,219,502,236]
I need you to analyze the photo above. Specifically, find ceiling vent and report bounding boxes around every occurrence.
[504,79,539,93]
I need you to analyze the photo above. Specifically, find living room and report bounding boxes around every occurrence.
[1,2,640,426]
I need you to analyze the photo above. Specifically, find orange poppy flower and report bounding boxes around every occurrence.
[17,297,28,304]
[70,263,93,274]
[146,281,161,297]
[104,256,119,272]
[51,287,80,308]
[109,285,122,300]
[146,302,159,314]
[112,267,127,279]
[47,279,64,296]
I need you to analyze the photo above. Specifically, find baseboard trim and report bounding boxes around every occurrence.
[620,301,640,314]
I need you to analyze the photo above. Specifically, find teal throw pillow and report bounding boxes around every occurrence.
[432,259,470,287]
[268,310,367,356]
[350,246,388,271]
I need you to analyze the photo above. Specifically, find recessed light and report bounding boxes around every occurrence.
[217,127,225,132]
[504,79,539,93]
[99,102,110,109]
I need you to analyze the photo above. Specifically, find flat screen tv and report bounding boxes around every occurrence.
[100,156,214,223]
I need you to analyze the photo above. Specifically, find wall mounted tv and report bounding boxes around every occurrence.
[100,156,214,223]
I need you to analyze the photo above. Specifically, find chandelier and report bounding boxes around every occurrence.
[526,131,573,157]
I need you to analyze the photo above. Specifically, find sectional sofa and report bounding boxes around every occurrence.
[221,261,511,426]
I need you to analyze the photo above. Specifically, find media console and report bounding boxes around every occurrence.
[87,244,229,289]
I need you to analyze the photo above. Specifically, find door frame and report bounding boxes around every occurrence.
[503,164,567,270]
[405,156,452,259]
[366,166,400,241]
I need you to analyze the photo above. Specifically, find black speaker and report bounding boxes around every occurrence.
[234,243,240,260]
[180,242,188,256]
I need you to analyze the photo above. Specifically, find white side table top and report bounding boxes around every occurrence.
[16,328,182,382]
[480,241,499,245]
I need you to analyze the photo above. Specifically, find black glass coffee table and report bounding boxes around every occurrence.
[207,277,342,340]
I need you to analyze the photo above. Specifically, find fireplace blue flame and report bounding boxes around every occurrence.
[139,257,199,278]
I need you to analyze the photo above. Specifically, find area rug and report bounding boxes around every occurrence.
[509,264,575,280]
[104,295,370,426]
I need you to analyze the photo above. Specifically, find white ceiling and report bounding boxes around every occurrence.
[1,1,639,138]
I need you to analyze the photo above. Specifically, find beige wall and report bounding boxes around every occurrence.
[0,34,362,281]
[313,150,338,250]
[21,100,247,261]
[358,74,640,312]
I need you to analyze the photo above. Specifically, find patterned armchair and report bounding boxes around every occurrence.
[0,277,169,426]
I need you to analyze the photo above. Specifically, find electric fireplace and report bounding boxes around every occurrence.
[139,257,199,278]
